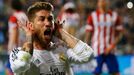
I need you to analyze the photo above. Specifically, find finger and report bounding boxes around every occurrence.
[17,21,21,27]
[56,20,63,28]
[26,21,29,28]
[17,21,24,29]
[25,21,28,26]
[55,19,59,24]
[62,20,65,24]
[18,20,27,29]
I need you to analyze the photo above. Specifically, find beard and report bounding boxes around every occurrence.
[33,30,52,48]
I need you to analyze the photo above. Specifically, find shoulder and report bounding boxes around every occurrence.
[10,47,31,63]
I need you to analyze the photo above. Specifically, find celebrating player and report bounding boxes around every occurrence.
[9,2,94,75]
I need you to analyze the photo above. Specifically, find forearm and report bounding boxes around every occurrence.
[22,35,33,55]
[110,33,123,49]
[59,29,79,48]
[115,33,123,45]
[67,41,94,63]
[84,32,91,44]
[105,33,123,54]
[58,29,94,62]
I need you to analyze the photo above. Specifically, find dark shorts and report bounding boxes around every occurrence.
[93,53,119,74]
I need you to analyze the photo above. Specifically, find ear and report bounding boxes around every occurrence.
[27,21,34,32]
[29,22,34,29]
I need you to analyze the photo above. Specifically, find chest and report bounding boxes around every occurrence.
[92,13,117,27]
[32,50,67,75]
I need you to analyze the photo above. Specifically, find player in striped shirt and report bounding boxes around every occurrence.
[85,0,123,75]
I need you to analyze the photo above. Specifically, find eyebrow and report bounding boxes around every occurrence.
[37,15,54,19]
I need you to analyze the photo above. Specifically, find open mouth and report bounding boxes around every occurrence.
[44,28,52,35]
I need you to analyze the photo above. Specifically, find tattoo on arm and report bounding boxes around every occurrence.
[60,29,79,48]
[22,36,33,55]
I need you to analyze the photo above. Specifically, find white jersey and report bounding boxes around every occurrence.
[10,40,94,75]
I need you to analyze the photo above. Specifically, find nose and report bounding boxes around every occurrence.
[44,19,51,27]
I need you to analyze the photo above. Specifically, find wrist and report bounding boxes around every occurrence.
[26,33,32,37]
[58,28,63,33]
[22,42,33,55]
[26,34,33,42]
[58,29,67,41]
[57,28,64,39]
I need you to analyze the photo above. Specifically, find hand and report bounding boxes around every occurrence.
[104,44,115,55]
[17,21,34,36]
[17,21,34,54]
[53,20,64,38]
[22,42,33,55]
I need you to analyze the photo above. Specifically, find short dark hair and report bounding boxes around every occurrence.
[27,2,54,21]
[11,0,22,11]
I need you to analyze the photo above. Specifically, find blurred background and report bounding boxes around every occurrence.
[0,0,134,75]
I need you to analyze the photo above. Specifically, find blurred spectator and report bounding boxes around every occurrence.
[0,0,8,53]
[6,0,28,75]
[57,2,80,37]
[113,1,134,54]
[0,0,4,15]
[8,0,28,52]
[85,0,123,75]
[0,18,5,53]
[123,17,134,54]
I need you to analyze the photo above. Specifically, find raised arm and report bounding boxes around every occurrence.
[9,21,34,74]
[55,21,94,63]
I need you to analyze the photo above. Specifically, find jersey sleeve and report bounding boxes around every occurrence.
[85,15,94,32]
[67,40,94,63]
[9,47,32,74]
[8,16,17,28]
[8,16,18,33]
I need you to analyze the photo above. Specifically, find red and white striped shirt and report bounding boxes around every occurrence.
[8,11,28,51]
[86,10,123,56]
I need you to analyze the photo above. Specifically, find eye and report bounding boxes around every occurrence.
[47,16,53,21]
[39,16,45,21]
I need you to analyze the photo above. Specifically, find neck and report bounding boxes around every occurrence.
[33,41,50,50]
[33,34,51,50]
[99,8,108,14]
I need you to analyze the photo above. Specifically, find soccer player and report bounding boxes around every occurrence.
[6,0,28,75]
[8,0,28,51]
[9,2,94,75]
[85,0,123,75]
